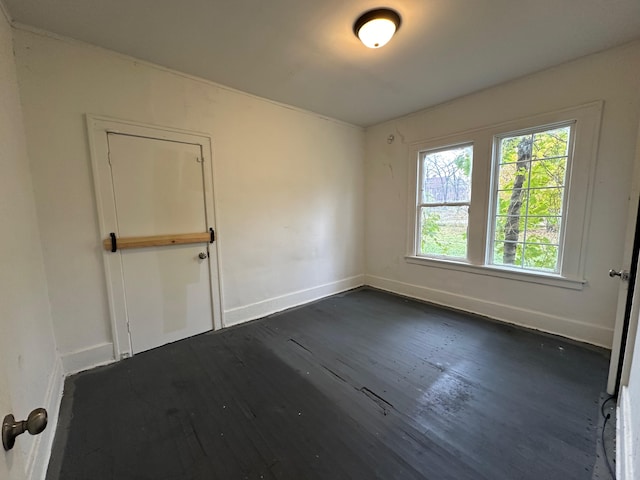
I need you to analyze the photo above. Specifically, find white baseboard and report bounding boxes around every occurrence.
[617,386,635,480]
[60,342,115,375]
[364,274,612,348]
[25,356,63,480]
[223,275,365,327]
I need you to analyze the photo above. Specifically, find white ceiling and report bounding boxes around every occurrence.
[4,0,640,126]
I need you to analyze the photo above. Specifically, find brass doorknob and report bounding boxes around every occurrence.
[2,408,48,451]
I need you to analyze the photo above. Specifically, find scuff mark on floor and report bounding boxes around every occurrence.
[359,386,395,416]
[321,364,348,383]
[288,338,312,354]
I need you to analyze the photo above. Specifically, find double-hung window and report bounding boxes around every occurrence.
[417,144,473,259]
[407,102,602,288]
[489,124,572,273]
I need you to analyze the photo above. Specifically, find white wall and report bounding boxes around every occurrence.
[12,27,365,371]
[364,40,640,347]
[0,9,61,480]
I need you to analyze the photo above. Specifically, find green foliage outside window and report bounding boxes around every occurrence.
[419,146,472,258]
[493,126,570,271]
[417,126,570,271]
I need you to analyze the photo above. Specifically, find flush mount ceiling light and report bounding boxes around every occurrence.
[353,8,401,49]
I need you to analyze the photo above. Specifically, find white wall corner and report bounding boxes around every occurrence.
[363,274,613,348]
[617,386,635,480]
[223,275,365,327]
[24,356,63,480]
[61,342,115,375]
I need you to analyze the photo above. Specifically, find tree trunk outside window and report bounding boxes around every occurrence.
[503,138,532,264]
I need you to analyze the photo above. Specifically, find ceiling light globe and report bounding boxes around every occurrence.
[358,18,397,48]
[353,8,401,49]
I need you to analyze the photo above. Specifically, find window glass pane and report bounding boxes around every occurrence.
[523,244,559,272]
[492,241,524,267]
[529,158,567,189]
[420,145,472,203]
[528,187,563,217]
[499,135,530,164]
[496,162,530,191]
[532,126,570,159]
[490,124,572,273]
[496,188,529,217]
[524,217,561,245]
[494,215,525,243]
[496,189,528,216]
[419,206,468,258]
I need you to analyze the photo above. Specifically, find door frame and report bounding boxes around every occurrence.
[86,114,224,360]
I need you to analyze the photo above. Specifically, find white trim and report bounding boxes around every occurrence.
[0,0,11,25]
[25,357,63,480]
[86,114,214,140]
[12,23,361,131]
[617,386,635,480]
[405,255,585,290]
[405,101,604,154]
[61,342,115,375]
[364,274,612,347]
[224,275,365,327]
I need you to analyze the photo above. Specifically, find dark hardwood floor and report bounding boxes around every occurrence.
[47,288,610,480]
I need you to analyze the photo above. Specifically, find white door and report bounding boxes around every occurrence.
[607,121,640,394]
[88,116,222,358]
[107,133,214,353]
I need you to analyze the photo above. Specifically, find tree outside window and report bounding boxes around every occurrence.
[408,102,600,287]
[491,125,571,272]
[417,144,473,259]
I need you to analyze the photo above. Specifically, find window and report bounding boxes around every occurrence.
[489,124,572,273]
[406,102,602,288]
[417,144,473,259]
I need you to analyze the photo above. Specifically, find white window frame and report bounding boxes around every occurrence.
[406,101,603,290]
[487,122,575,274]
[415,143,473,261]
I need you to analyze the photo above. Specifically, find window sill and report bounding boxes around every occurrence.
[404,255,586,290]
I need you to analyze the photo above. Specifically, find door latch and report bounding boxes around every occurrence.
[609,269,630,281]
